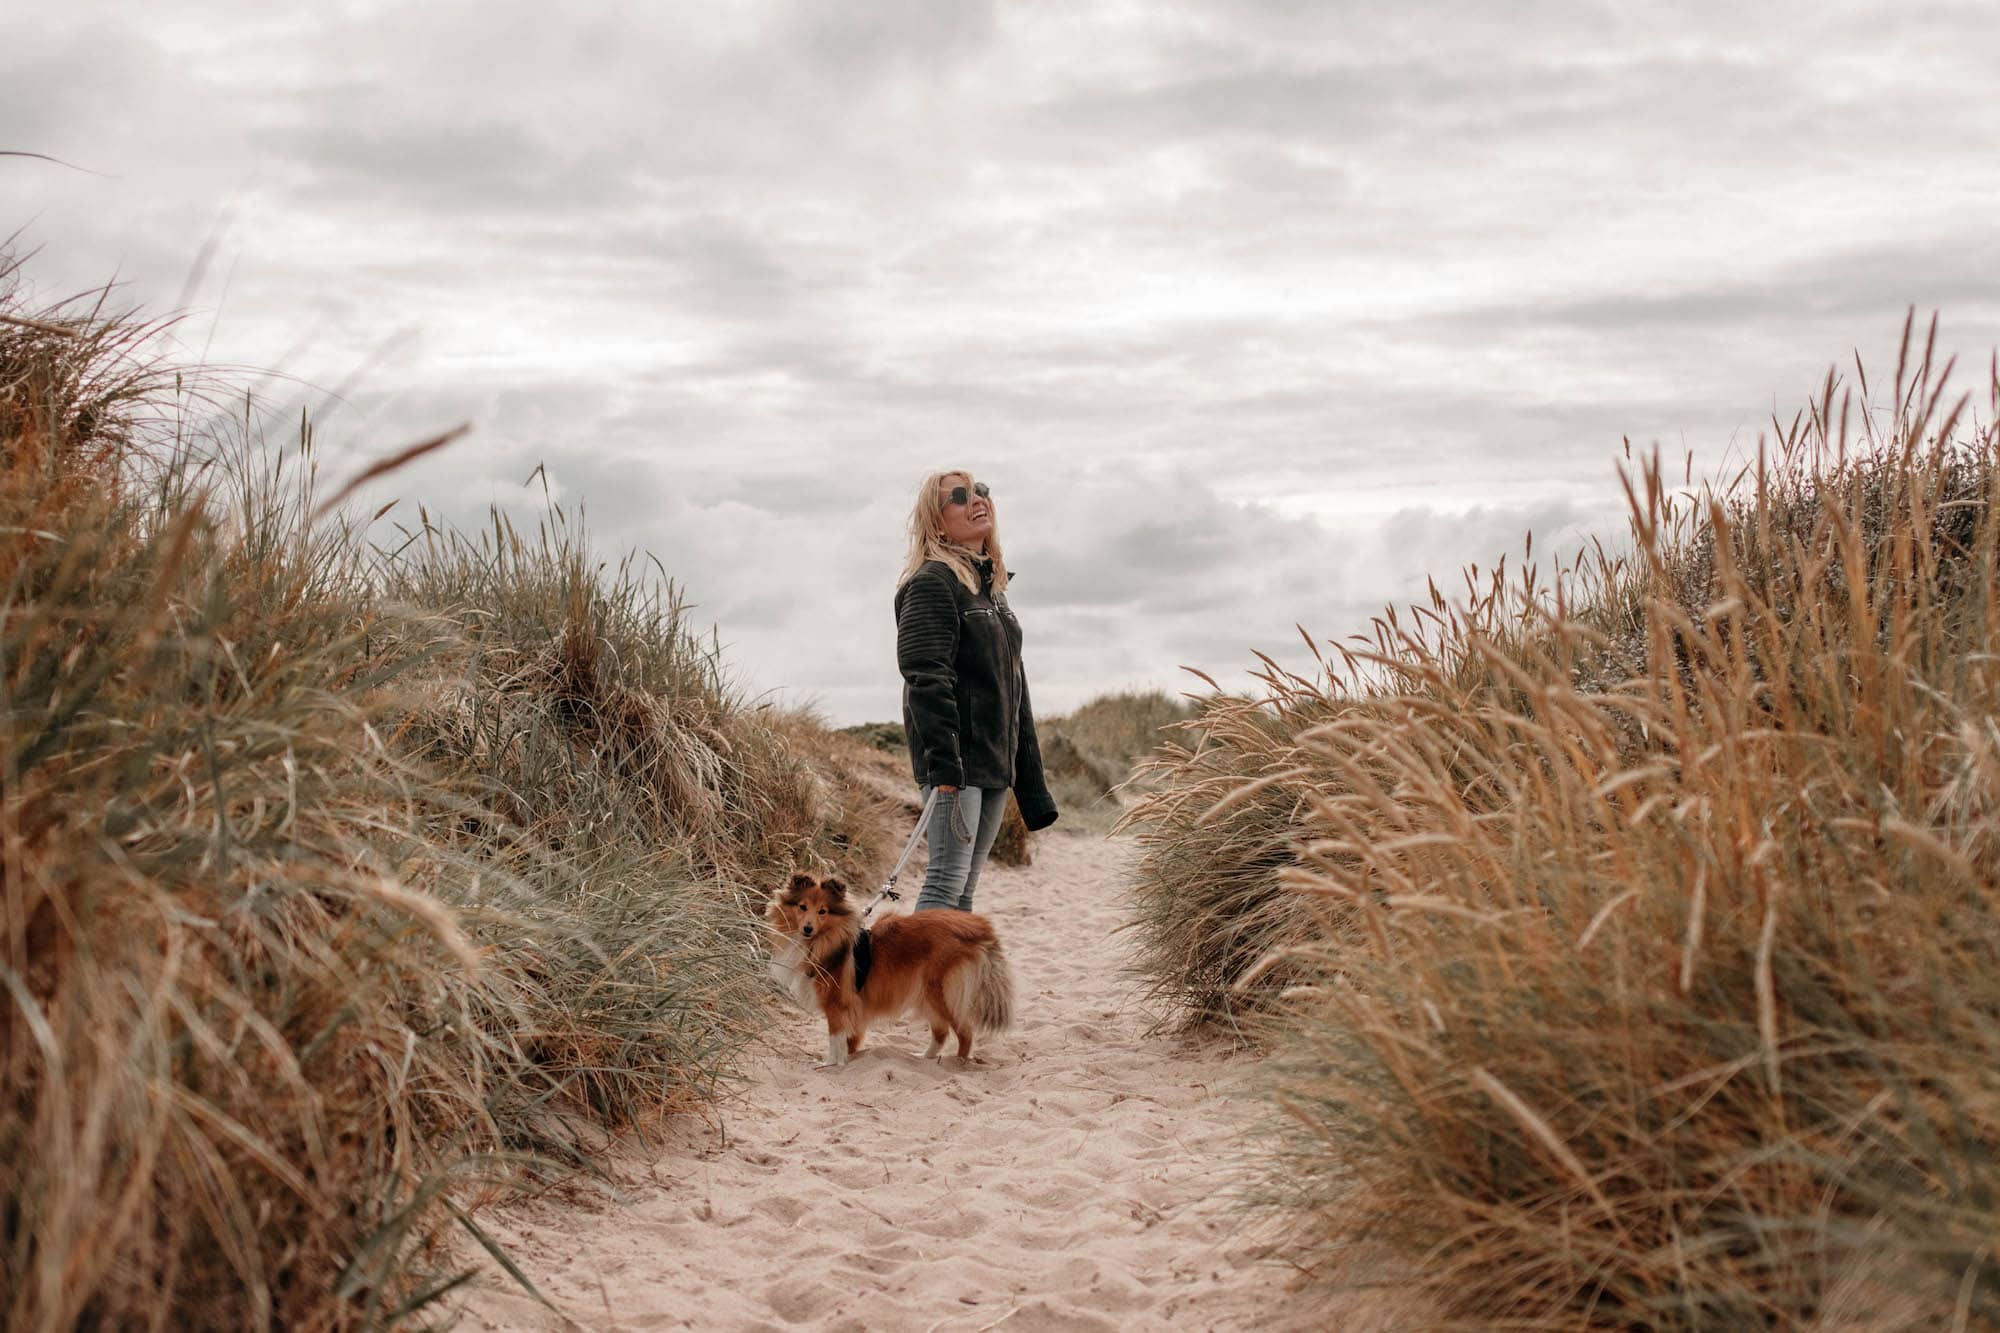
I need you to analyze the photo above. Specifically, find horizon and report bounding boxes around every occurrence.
[7,1,1998,725]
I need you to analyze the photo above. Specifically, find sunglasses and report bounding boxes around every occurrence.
[944,481,991,507]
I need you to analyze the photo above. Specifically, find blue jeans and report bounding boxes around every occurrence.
[915,785,1007,912]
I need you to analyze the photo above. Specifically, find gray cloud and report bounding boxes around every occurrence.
[8,0,1999,723]
[260,121,636,213]
[785,0,998,77]
[1404,233,2000,339]
[723,472,876,516]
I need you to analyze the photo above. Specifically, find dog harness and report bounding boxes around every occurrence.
[852,928,874,993]
[847,787,936,993]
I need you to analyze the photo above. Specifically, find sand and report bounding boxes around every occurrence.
[459,830,1402,1332]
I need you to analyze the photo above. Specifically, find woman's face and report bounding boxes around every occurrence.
[936,473,993,548]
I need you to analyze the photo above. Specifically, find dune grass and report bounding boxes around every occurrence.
[1034,689,1196,835]
[832,689,1195,854]
[1126,317,2000,1326]
[0,263,894,1329]
[1050,687,1196,781]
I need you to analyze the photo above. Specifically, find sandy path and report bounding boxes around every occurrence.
[461,831,1392,1331]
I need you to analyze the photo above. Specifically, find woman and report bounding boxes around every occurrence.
[895,469,1058,913]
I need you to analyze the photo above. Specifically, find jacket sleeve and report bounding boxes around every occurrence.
[896,571,965,789]
[1011,666,1059,831]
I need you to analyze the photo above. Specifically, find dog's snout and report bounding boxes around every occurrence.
[801,923,814,937]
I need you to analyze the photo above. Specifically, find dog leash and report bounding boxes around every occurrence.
[860,787,941,923]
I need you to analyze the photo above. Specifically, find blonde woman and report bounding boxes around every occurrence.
[895,470,1058,912]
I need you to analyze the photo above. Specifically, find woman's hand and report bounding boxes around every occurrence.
[935,784,958,793]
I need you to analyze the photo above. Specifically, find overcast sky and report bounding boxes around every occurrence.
[7,1,1998,723]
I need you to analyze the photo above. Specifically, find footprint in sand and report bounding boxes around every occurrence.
[993,1176,1090,1210]
[807,1161,880,1190]
[833,1247,914,1278]
[992,1301,1121,1333]
[762,1275,824,1323]
[908,1207,989,1241]
[1003,1224,1076,1253]
[752,1194,810,1226]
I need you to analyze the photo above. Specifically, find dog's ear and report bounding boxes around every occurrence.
[770,872,813,917]
[820,876,847,902]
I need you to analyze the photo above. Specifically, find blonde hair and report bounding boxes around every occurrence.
[899,469,1008,594]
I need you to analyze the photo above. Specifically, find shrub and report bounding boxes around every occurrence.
[0,281,512,1328]
[1129,318,2000,1325]
[1120,681,1341,1027]
[836,720,907,753]
[1045,689,1196,835]
[1049,688,1193,782]
[987,791,1032,867]
[0,263,891,1329]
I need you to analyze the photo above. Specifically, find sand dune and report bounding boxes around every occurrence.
[460,830,1399,1331]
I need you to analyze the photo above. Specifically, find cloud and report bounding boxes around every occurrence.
[259,121,636,213]
[723,472,877,516]
[8,0,2000,727]
[783,0,999,77]
[1409,233,2000,338]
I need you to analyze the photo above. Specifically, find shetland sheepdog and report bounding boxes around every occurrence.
[765,872,1014,1067]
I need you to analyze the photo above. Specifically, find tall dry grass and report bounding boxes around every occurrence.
[0,261,893,1329]
[0,276,505,1330]
[1129,317,2000,1326]
[1039,689,1196,834]
[835,690,1194,846]
[1050,688,1195,781]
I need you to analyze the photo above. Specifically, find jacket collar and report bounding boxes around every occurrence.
[937,545,995,589]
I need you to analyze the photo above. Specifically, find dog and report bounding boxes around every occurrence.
[765,872,1014,1067]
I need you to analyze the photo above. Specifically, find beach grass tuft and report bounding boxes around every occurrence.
[1126,315,2000,1325]
[0,258,894,1329]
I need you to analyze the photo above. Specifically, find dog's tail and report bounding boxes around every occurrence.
[970,939,1015,1033]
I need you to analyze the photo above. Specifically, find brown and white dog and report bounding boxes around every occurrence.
[765,873,1014,1066]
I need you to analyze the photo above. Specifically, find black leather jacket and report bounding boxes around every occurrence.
[894,556,1059,830]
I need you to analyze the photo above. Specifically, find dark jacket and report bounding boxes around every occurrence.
[894,556,1059,831]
